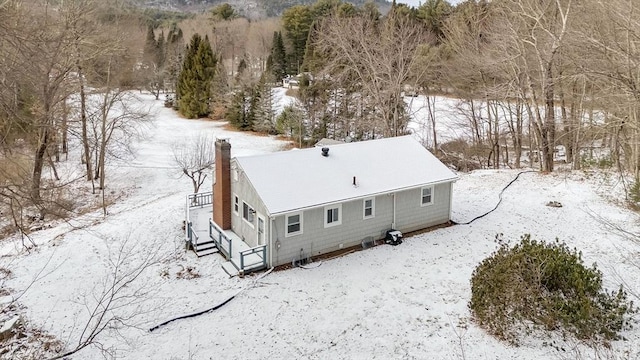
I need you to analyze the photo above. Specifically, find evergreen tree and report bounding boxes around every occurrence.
[265,54,274,78]
[250,74,276,134]
[143,24,157,67]
[270,31,287,82]
[211,3,237,21]
[226,87,253,130]
[311,0,341,18]
[166,23,184,94]
[177,34,217,118]
[337,3,358,17]
[156,31,165,68]
[210,60,229,119]
[361,2,381,22]
[417,0,453,43]
[282,5,314,75]
[276,104,306,147]
[301,21,323,73]
[248,84,260,130]
[235,57,248,84]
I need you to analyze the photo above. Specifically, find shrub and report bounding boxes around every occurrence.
[470,234,634,345]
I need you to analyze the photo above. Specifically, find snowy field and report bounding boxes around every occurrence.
[2,92,640,359]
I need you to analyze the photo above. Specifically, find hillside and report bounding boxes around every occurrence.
[131,0,392,17]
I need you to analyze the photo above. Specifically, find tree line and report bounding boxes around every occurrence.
[2,0,640,236]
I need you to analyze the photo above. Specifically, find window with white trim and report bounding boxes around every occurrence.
[324,204,342,227]
[363,198,375,219]
[421,186,434,206]
[233,195,239,214]
[286,213,302,236]
[242,202,255,225]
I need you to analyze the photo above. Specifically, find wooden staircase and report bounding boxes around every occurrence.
[186,221,218,257]
[185,192,217,257]
[185,192,268,274]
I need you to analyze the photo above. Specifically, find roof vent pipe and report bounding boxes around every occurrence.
[353,176,356,186]
[321,147,329,157]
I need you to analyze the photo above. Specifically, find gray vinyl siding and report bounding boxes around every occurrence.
[395,182,452,233]
[230,161,269,248]
[270,182,453,267]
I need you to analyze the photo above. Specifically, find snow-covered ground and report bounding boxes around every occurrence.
[2,93,640,359]
[272,87,298,118]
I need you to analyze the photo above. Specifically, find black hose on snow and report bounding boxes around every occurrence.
[149,295,236,332]
[454,170,536,225]
[149,267,274,332]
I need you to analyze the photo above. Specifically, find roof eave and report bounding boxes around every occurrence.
[267,176,458,216]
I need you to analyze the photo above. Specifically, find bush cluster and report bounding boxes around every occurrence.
[470,234,634,345]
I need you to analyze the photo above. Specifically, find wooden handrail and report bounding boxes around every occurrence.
[209,220,232,260]
[239,245,267,270]
[187,222,199,246]
[188,192,213,208]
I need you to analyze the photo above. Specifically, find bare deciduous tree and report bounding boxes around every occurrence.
[172,134,215,194]
[313,10,436,138]
[488,0,572,172]
[47,234,166,359]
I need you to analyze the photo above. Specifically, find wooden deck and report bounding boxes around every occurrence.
[186,192,267,275]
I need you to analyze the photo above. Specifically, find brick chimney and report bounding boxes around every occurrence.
[213,138,232,230]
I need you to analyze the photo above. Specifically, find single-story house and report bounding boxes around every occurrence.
[206,135,458,271]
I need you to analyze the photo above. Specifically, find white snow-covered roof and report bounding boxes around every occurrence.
[235,136,458,215]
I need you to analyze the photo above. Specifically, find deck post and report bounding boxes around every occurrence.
[240,252,244,270]
[262,246,266,267]
[186,222,192,250]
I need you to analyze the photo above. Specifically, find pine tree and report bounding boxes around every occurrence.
[301,21,323,73]
[271,31,287,82]
[166,23,184,95]
[265,54,274,77]
[226,87,253,130]
[177,34,217,118]
[156,31,165,69]
[248,84,260,130]
[276,104,305,147]
[235,57,248,85]
[282,5,314,75]
[143,24,157,67]
[251,74,277,134]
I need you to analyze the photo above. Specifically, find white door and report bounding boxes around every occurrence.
[257,215,265,245]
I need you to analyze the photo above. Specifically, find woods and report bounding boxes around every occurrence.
[2,0,640,236]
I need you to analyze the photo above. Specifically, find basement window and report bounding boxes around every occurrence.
[324,204,342,227]
[242,202,255,226]
[286,212,302,237]
[363,198,375,219]
[421,186,434,206]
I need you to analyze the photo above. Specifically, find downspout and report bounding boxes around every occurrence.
[392,193,396,229]
[269,217,274,267]
[448,182,454,221]
[185,195,189,241]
